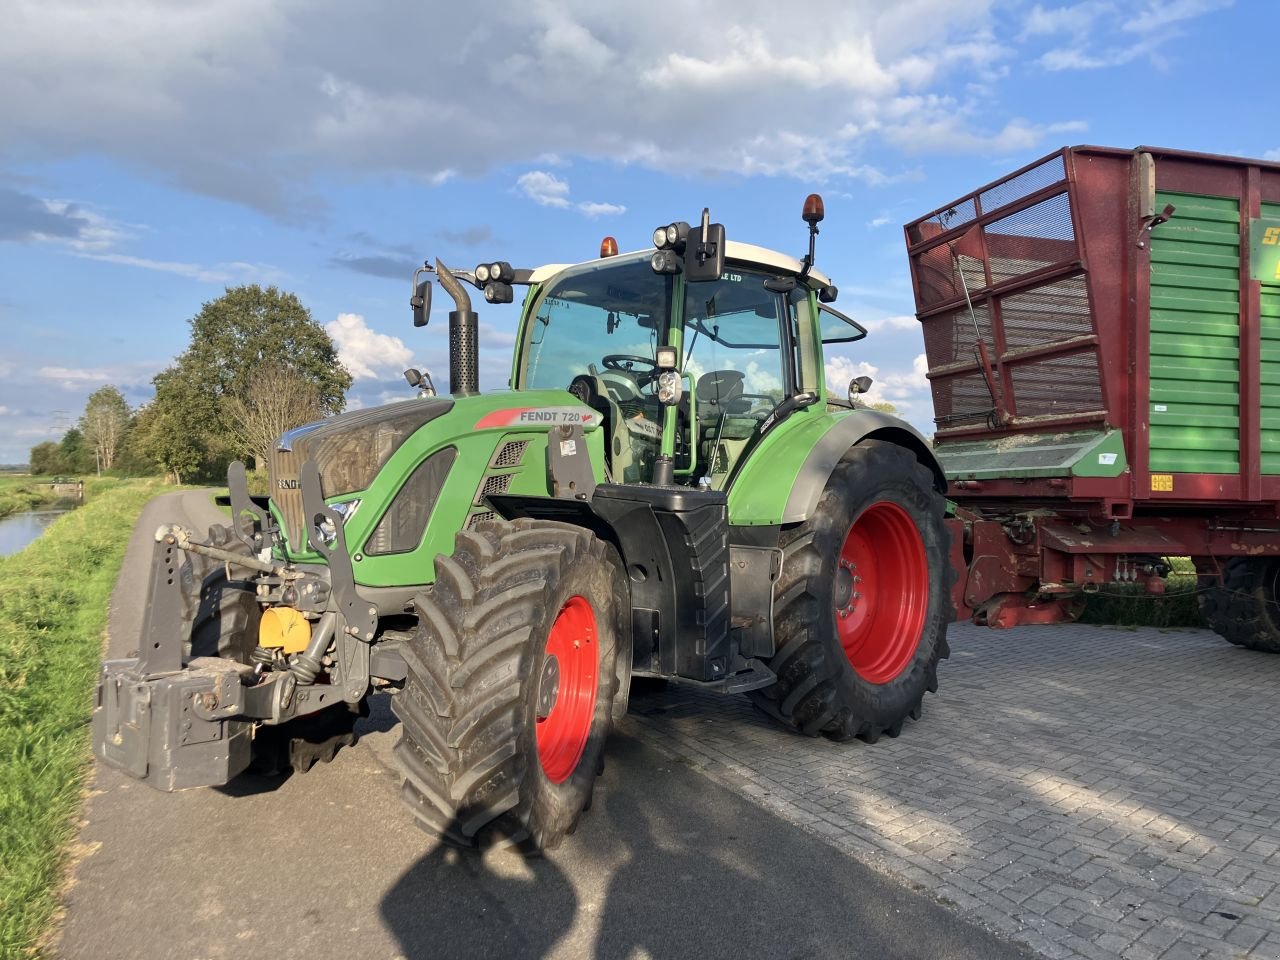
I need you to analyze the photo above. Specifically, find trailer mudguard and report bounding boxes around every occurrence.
[780,411,945,524]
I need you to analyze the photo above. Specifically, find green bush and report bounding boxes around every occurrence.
[1079,557,1204,628]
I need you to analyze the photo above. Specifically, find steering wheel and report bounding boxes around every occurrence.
[601,354,659,386]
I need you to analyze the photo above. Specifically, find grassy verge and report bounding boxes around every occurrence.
[1079,556,1204,628]
[0,479,161,958]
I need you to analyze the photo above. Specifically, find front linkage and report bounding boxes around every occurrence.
[93,460,377,790]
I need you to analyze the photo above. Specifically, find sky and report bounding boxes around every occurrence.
[0,0,1275,463]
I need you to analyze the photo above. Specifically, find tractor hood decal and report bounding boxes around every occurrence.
[475,406,600,430]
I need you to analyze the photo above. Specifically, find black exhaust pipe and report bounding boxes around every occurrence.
[435,258,479,395]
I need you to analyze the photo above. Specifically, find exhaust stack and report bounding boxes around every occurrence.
[435,258,479,395]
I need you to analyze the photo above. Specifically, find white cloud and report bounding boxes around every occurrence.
[326,312,414,380]
[1122,0,1233,34]
[868,215,893,228]
[861,314,920,334]
[1032,0,1231,71]
[0,1,1070,216]
[1021,2,1111,39]
[37,363,157,389]
[885,115,1087,154]
[77,252,284,284]
[516,171,626,218]
[517,171,572,209]
[578,201,626,218]
[0,406,11,416]
[1263,148,1280,162]
[825,353,930,412]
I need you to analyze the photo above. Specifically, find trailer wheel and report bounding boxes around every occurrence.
[1198,558,1280,653]
[182,522,260,663]
[394,519,625,850]
[750,440,952,742]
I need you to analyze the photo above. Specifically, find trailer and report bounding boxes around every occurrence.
[904,145,1280,651]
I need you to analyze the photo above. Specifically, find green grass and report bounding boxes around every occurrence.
[1079,556,1204,629]
[0,479,160,958]
[0,480,61,521]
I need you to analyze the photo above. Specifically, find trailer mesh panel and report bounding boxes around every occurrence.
[906,149,1106,431]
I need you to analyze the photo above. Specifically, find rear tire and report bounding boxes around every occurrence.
[394,519,625,850]
[1198,558,1280,653]
[750,440,952,742]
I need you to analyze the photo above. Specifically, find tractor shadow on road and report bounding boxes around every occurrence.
[378,730,1036,960]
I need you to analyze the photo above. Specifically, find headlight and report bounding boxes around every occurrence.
[475,263,491,282]
[657,370,682,405]
[329,498,361,522]
[316,498,360,547]
[652,226,669,248]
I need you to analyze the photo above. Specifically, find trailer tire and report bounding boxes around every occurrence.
[394,518,625,851]
[1198,558,1280,653]
[182,522,260,663]
[750,440,952,742]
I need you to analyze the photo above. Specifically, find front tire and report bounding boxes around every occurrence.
[394,519,625,850]
[750,440,951,742]
[1198,558,1280,653]
[182,522,260,663]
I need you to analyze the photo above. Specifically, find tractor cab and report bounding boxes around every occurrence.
[518,249,831,488]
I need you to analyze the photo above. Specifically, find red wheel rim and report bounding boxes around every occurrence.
[834,501,928,684]
[535,596,599,784]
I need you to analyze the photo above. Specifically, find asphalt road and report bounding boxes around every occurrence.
[54,489,1035,960]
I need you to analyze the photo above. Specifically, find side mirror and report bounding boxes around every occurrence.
[411,278,432,328]
[411,262,433,328]
[684,207,726,283]
[404,368,423,387]
[849,376,873,406]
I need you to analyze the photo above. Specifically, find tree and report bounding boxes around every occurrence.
[131,378,210,484]
[57,428,94,473]
[143,285,351,476]
[869,401,899,415]
[29,441,61,475]
[224,362,325,471]
[80,385,132,472]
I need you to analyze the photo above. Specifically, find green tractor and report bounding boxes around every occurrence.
[94,199,952,849]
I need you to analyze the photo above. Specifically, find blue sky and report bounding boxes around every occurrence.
[0,0,1274,463]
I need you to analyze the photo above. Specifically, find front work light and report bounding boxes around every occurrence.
[475,263,491,282]
[651,250,682,274]
[656,346,678,369]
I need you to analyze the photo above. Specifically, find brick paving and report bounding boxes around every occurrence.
[623,624,1280,960]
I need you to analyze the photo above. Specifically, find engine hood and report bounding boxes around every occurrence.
[269,397,453,552]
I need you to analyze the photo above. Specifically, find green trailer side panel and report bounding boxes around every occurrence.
[1148,191,1241,475]
[1260,202,1280,473]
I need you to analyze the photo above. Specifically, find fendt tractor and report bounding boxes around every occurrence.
[94,200,952,849]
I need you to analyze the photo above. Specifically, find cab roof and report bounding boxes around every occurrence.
[528,241,832,287]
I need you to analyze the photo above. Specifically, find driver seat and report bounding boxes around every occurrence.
[696,370,753,439]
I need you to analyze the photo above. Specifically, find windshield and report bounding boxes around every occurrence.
[520,255,672,393]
